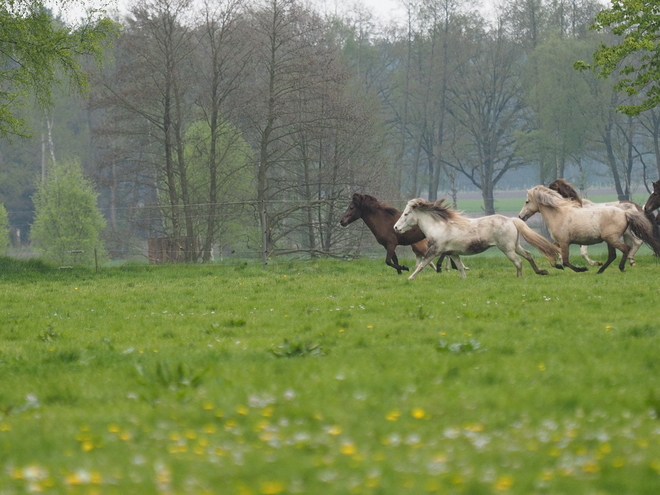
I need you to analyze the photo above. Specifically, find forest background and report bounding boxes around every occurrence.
[2,0,659,266]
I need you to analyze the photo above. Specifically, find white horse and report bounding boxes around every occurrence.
[393,198,558,280]
[518,185,660,273]
[548,179,643,266]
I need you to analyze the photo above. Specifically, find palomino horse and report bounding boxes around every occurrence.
[393,198,558,280]
[339,193,437,274]
[519,185,660,273]
[548,178,644,266]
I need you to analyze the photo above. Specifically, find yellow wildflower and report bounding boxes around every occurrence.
[385,410,400,421]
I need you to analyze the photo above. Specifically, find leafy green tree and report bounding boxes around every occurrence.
[31,159,107,265]
[0,0,118,137]
[577,0,660,116]
[0,203,9,255]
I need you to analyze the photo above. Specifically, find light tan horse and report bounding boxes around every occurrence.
[393,198,558,280]
[548,179,644,266]
[519,185,660,273]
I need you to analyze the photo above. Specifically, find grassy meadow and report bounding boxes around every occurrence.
[1,252,660,494]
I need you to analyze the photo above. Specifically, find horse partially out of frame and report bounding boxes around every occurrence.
[393,198,558,280]
[548,178,644,266]
[519,185,660,273]
[644,180,660,215]
[339,193,437,274]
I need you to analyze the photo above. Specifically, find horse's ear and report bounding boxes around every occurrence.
[352,192,362,201]
[654,181,660,191]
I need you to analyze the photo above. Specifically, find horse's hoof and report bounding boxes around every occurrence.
[537,270,549,275]
[629,261,636,266]
[402,266,409,271]
[577,267,589,272]
[595,262,603,266]
[554,264,564,270]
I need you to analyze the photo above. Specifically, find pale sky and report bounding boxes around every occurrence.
[52,0,496,26]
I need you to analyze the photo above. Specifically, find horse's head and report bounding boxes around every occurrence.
[518,187,542,221]
[393,199,422,234]
[340,193,364,226]
[644,180,660,214]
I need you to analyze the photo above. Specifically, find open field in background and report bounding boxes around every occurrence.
[1,254,660,494]
[452,193,650,216]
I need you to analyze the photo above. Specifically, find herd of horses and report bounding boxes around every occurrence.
[339,179,660,279]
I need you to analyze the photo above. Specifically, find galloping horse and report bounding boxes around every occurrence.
[548,179,644,266]
[644,180,660,214]
[339,193,437,274]
[393,198,558,280]
[519,186,660,273]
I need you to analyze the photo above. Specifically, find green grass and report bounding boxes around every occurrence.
[1,254,660,494]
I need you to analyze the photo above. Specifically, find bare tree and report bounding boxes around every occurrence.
[239,0,385,266]
[192,0,252,260]
[446,21,526,214]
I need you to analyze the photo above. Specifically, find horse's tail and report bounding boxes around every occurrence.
[626,210,660,257]
[512,218,559,264]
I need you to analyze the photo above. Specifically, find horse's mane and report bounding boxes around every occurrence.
[408,198,463,223]
[353,193,399,217]
[528,185,575,209]
[548,179,583,206]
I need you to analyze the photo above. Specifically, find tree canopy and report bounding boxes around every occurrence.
[577,0,660,116]
[0,0,118,136]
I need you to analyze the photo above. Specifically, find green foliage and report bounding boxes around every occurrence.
[30,159,107,266]
[180,120,254,243]
[136,360,209,390]
[271,339,326,358]
[0,203,8,255]
[578,0,660,115]
[0,1,119,137]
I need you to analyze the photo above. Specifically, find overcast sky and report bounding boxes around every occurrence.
[51,0,496,26]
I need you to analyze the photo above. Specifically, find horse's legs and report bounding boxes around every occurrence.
[623,230,642,266]
[499,248,524,277]
[385,247,408,274]
[580,245,602,266]
[514,244,549,276]
[436,253,446,272]
[409,247,440,280]
[560,244,588,272]
[415,253,436,272]
[411,243,436,272]
[450,255,468,279]
[436,254,469,273]
[595,240,629,274]
[596,244,617,274]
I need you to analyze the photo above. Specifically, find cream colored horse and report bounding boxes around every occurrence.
[519,185,660,273]
[548,179,643,266]
[393,198,558,280]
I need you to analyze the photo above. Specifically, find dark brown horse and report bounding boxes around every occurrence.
[339,193,437,274]
[644,180,660,214]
